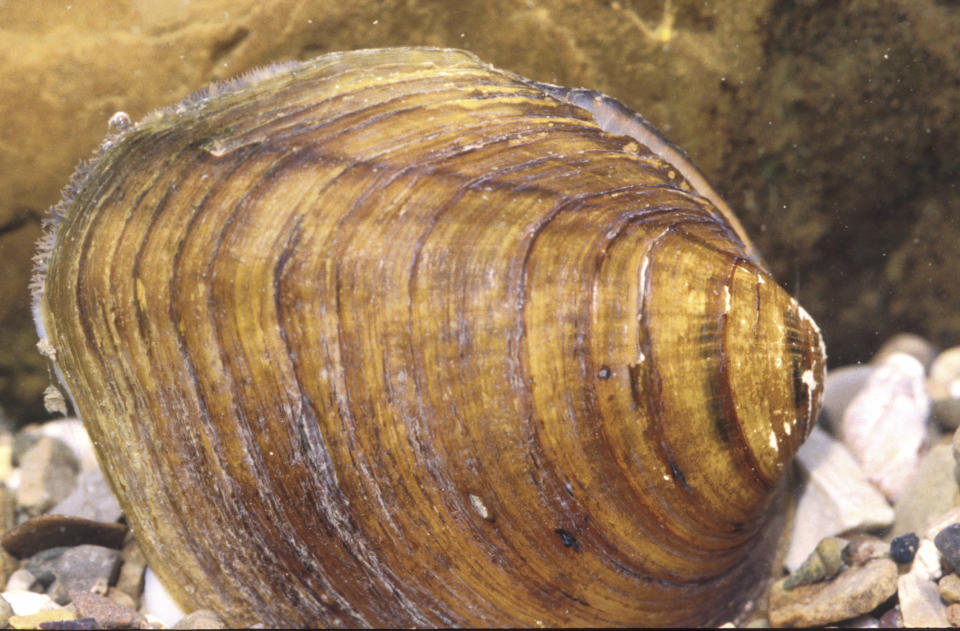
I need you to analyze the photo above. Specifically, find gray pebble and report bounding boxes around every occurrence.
[935,523,960,571]
[16,437,79,517]
[930,346,960,430]
[173,609,227,629]
[24,547,70,588]
[53,545,121,595]
[48,468,123,524]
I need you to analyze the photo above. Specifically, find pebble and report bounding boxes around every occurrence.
[890,532,919,564]
[71,590,147,629]
[787,426,894,571]
[948,603,960,627]
[35,419,99,473]
[114,538,147,603]
[5,568,37,592]
[840,352,931,501]
[8,607,77,629]
[173,609,227,629]
[0,595,12,628]
[898,572,949,627]
[936,523,960,572]
[820,364,876,435]
[891,444,960,535]
[911,538,945,583]
[48,545,121,600]
[1,514,127,559]
[929,346,960,429]
[49,468,124,524]
[1,590,59,616]
[890,443,960,538]
[141,567,185,628]
[16,437,80,517]
[767,558,898,627]
[872,333,938,370]
[939,573,960,603]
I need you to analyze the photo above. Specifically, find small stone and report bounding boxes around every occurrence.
[840,352,931,501]
[2,514,127,559]
[71,590,147,629]
[768,558,898,627]
[5,568,37,592]
[877,605,902,628]
[898,573,949,627]
[8,608,76,629]
[141,567,184,628]
[0,595,13,627]
[930,346,960,430]
[890,532,920,563]
[16,437,80,517]
[40,618,100,630]
[114,538,147,602]
[947,603,960,627]
[51,545,121,595]
[49,468,124,524]
[25,547,69,588]
[844,534,889,566]
[820,364,877,435]
[936,523,960,571]
[1,590,59,616]
[104,587,135,610]
[911,538,945,583]
[787,426,894,571]
[939,573,960,604]
[172,609,226,629]
[873,333,938,370]
[891,444,960,538]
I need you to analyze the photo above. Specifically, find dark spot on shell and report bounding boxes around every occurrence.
[554,528,580,552]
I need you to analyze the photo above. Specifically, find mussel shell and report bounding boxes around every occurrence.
[33,48,825,627]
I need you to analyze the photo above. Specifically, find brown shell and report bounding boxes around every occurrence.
[32,48,825,627]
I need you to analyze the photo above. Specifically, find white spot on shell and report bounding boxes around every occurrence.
[108,111,131,134]
[784,421,792,436]
[801,369,818,391]
[468,493,490,520]
[722,284,731,313]
[769,431,778,452]
[36,338,56,361]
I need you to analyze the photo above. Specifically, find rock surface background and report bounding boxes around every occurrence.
[1,0,958,419]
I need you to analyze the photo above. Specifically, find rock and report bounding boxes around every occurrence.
[768,558,898,627]
[48,468,124,524]
[890,532,920,564]
[141,567,184,629]
[115,538,147,603]
[877,605,902,628]
[929,347,960,428]
[8,607,76,629]
[844,534,889,566]
[71,590,147,629]
[1,590,59,616]
[173,609,227,629]
[0,594,13,628]
[24,547,69,588]
[911,538,945,583]
[873,333,938,370]
[936,524,960,572]
[36,419,99,474]
[787,426,894,571]
[820,364,876,435]
[49,545,121,597]
[840,352,931,501]
[947,603,960,627]
[4,568,37,592]
[898,573,949,628]
[16,437,80,516]
[1,514,127,559]
[939,573,960,603]
[891,443,960,538]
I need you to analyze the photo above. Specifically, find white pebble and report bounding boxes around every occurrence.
[910,539,944,583]
[820,364,876,434]
[840,352,930,501]
[141,566,185,628]
[898,573,948,627]
[0,590,58,616]
[787,426,894,572]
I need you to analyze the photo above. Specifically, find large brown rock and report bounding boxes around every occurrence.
[1,0,958,420]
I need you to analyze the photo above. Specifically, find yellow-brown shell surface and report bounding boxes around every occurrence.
[33,48,825,627]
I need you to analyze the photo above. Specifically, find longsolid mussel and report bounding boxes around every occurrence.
[32,48,825,627]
